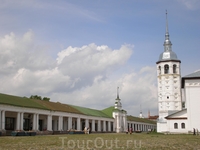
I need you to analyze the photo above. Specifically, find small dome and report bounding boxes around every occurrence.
[158,51,179,62]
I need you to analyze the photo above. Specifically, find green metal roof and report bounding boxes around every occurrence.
[69,105,112,118]
[101,106,115,118]
[0,93,49,110]
[127,115,156,124]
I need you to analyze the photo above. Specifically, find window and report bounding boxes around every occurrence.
[5,117,15,130]
[181,123,185,129]
[174,123,178,129]
[164,64,169,74]
[173,64,177,74]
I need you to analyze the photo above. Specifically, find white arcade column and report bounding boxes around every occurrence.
[68,117,72,130]
[1,110,5,130]
[85,119,89,128]
[47,115,52,131]
[16,112,20,130]
[103,121,106,132]
[20,112,24,130]
[97,120,101,132]
[76,117,80,131]
[92,120,95,132]
[0,110,1,130]
[108,121,111,132]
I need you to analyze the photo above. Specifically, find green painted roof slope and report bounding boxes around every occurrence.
[0,93,48,110]
[101,106,114,118]
[33,100,83,114]
[69,105,112,118]
[127,115,156,124]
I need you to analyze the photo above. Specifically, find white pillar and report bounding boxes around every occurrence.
[103,121,106,132]
[92,120,95,132]
[77,117,80,131]
[68,117,72,130]
[113,121,115,132]
[16,112,20,130]
[85,119,89,128]
[108,121,111,132]
[116,116,118,132]
[36,114,39,130]
[58,116,63,131]
[98,120,101,132]
[1,110,5,130]
[0,110,1,130]
[63,118,67,131]
[33,114,36,130]
[20,112,24,130]
[47,115,52,131]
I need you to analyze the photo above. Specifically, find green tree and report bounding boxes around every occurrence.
[29,95,50,101]
[43,97,50,101]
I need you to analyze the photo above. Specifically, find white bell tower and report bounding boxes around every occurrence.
[156,11,182,132]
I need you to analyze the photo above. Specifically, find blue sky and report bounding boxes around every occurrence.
[0,0,199,116]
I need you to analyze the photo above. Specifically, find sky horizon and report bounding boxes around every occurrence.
[0,0,199,117]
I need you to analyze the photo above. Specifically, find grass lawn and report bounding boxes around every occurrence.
[0,132,200,150]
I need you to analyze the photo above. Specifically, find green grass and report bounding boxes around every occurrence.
[0,133,200,149]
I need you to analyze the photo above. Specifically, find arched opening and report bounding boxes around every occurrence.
[173,64,177,74]
[164,64,169,74]
[174,123,178,129]
[181,123,185,129]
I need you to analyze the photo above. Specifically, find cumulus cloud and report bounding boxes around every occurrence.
[0,31,157,116]
[177,0,200,10]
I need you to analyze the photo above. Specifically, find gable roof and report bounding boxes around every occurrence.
[165,109,187,119]
[69,105,113,118]
[0,93,49,110]
[183,70,200,78]
[33,100,83,114]
[0,93,111,118]
[127,115,156,124]
[182,70,200,88]
[101,106,115,118]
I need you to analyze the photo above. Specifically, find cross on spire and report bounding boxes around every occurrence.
[117,87,119,99]
[166,10,169,34]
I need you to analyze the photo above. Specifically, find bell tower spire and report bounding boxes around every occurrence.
[156,10,182,133]
[164,10,172,52]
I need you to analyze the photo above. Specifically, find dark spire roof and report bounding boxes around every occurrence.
[157,10,180,64]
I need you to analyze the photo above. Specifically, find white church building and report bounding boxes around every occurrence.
[156,12,200,133]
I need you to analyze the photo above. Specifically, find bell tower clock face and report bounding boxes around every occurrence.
[162,52,170,59]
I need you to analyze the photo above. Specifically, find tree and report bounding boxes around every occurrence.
[30,95,42,100]
[43,97,50,101]
[29,95,50,101]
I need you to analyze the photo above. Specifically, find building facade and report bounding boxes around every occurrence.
[156,12,200,133]
[0,92,156,135]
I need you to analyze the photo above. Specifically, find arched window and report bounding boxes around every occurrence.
[174,123,178,129]
[181,123,185,129]
[164,64,169,74]
[173,64,177,74]
[158,66,161,75]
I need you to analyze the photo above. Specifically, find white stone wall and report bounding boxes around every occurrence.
[167,119,188,133]
[185,79,200,132]
[157,61,182,133]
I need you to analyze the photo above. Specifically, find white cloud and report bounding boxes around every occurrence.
[0,31,157,116]
[177,0,200,10]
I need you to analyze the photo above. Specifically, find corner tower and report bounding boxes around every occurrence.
[112,87,127,133]
[156,11,182,132]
